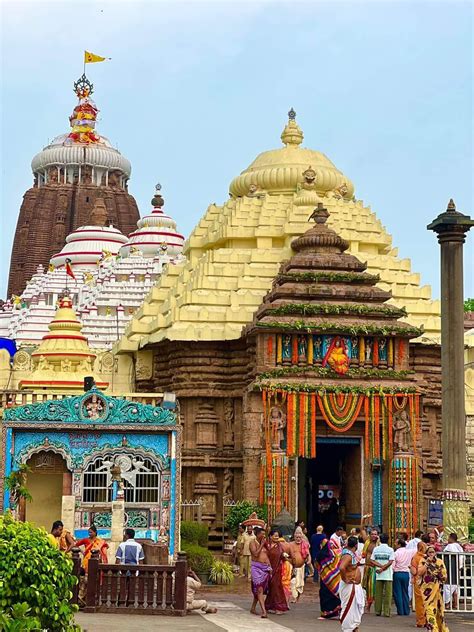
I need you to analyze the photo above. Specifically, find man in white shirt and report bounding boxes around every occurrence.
[406,530,423,550]
[371,533,395,617]
[186,569,217,613]
[443,532,464,609]
[329,526,344,552]
[115,528,144,565]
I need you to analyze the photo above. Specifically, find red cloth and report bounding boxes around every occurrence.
[265,543,289,612]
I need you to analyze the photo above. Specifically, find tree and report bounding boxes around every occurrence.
[464,298,474,313]
[4,464,32,511]
[225,501,267,536]
[0,513,79,631]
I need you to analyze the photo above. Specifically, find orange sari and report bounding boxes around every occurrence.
[77,537,108,571]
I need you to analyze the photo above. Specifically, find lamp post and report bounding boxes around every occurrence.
[428,199,473,540]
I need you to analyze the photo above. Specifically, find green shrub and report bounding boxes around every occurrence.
[225,501,267,537]
[0,602,42,632]
[180,520,208,547]
[209,560,234,585]
[181,542,214,574]
[0,512,79,632]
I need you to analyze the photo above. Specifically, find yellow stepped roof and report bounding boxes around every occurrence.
[20,296,108,390]
[116,113,440,352]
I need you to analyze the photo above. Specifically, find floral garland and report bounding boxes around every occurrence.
[277,271,380,284]
[267,303,406,318]
[256,320,422,337]
[389,455,419,540]
[258,383,417,395]
[260,452,289,521]
[257,366,413,381]
[317,392,364,432]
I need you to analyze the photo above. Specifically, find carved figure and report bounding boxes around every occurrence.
[302,166,317,189]
[37,355,49,371]
[78,357,92,372]
[322,336,350,375]
[351,336,359,359]
[365,338,373,363]
[298,334,307,363]
[119,457,150,488]
[224,399,235,446]
[161,505,170,527]
[282,334,292,363]
[84,393,104,420]
[223,468,233,498]
[331,182,349,199]
[95,458,114,488]
[247,183,265,197]
[379,338,388,362]
[313,336,323,361]
[270,406,286,451]
[158,525,169,544]
[84,272,94,284]
[162,478,170,499]
[393,410,412,453]
[61,358,72,372]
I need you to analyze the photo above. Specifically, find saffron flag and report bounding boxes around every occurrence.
[65,258,76,280]
[84,51,109,64]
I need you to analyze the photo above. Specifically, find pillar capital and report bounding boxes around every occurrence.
[427,198,474,242]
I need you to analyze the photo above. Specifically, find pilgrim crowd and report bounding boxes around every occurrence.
[234,518,467,631]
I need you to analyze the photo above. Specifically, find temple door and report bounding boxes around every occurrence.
[25,451,69,530]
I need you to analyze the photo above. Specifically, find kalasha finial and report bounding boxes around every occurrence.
[288,108,296,121]
[447,198,456,212]
[309,202,329,224]
[155,183,162,192]
[73,73,94,99]
[152,184,164,208]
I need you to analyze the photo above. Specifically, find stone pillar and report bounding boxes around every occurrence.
[61,496,75,535]
[428,199,474,540]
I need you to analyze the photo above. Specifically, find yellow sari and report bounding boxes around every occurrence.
[419,557,449,632]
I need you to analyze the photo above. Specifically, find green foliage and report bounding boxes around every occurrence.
[278,271,380,284]
[257,366,413,381]
[256,320,422,337]
[0,603,42,632]
[465,298,474,313]
[225,501,267,537]
[180,521,208,547]
[4,464,32,509]
[258,383,417,395]
[181,542,214,574]
[209,560,234,585]
[0,513,79,632]
[267,303,406,318]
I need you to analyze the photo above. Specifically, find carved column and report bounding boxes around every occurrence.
[195,401,219,449]
[428,199,474,540]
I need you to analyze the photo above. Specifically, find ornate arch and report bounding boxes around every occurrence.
[18,443,73,470]
[81,445,167,471]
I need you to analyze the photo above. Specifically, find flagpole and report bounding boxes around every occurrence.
[83,50,85,76]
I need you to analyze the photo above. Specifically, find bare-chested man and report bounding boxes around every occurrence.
[249,527,272,618]
[362,527,379,611]
[339,536,365,631]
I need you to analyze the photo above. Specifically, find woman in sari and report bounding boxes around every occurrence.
[361,529,380,612]
[410,541,427,628]
[315,538,342,619]
[417,545,449,632]
[265,529,289,614]
[73,525,109,601]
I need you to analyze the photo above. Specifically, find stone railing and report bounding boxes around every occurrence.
[0,390,164,412]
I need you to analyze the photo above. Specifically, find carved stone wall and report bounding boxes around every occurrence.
[8,183,140,296]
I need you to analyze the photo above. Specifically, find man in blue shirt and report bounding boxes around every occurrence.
[310,525,326,582]
[370,533,395,617]
[116,528,145,565]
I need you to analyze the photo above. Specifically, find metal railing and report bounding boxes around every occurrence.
[180,499,203,523]
[440,551,473,613]
[0,390,165,411]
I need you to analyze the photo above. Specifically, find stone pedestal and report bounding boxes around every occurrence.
[61,495,75,535]
[428,200,473,540]
[111,500,125,543]
[195,401,219,449]
[193,472,218,522]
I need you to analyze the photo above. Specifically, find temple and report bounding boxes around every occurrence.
[8,73,140,296]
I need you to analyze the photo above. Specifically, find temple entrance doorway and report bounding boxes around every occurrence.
[25,451,70,530]
[297,438,362,535]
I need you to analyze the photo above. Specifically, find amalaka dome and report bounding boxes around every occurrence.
[120,186,186,258]
[117,110,441,352]
[8,73,140,297]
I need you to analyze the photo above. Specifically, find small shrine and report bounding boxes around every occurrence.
[1,386,180,554]
[246,204,422,537]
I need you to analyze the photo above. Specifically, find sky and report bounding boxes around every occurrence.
[1,0,473,299]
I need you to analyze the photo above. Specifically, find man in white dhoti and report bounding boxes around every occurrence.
[339,536,365,631]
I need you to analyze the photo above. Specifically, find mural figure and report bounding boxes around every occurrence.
[83,393,105,420]
[393,410,412,453]
[161,504,170,528]
[379,338,388,363]
[322,336,350,375]
[157,525,169,545]
[297,334,307,364]
[162,477,170,499]
[365,338,373,364]
[313,335,323,362]
[282,334,292,364]
[270,406,286,451]
[223,467,234,498]
[351,336,359,360]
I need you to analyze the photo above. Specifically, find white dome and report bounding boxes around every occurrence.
[31,136,131,177]
[51,225,128,269]
[120,205,185,258]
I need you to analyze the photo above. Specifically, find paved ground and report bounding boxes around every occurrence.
[76,581,474,631]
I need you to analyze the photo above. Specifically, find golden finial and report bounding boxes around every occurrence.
[281,108,303,147]
[447,198,456,212]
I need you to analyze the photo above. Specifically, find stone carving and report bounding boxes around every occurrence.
[329,182,349,199]
[61,358,72,372]
[443,499,470,541]
[282,334,292,364]
[135,350,153,381]
[92,512,112,528]
[4,386,177,425]
[194,471,218,522]
[223,399,235,447]
[83,392,106,420]
[247,184,265,198]
[302,166,317,188]
[13,350,31,371]
[125,509,148,528]
[365,338,373,363]
[195,401,219,449]
[379,338,388,364]
[157,525,169,544]
[297,334,307,364]
[162,477,170,499]
[223,468,234,498]
[393,409,412,453]
[270,406,286,451]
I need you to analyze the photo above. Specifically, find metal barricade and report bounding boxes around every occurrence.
[440,550,473,613]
